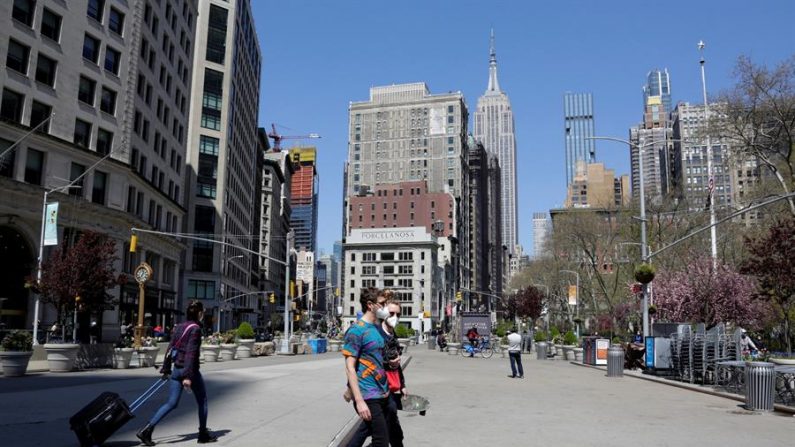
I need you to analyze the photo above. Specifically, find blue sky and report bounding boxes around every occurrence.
[252,0,794,256]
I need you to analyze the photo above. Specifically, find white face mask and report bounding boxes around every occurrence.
[386,315,399,328]
[375,307,390,320]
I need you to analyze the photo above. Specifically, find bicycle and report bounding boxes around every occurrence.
[460,336,494,358]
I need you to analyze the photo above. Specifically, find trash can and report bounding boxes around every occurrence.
[607,345,624,377]
[745,361,775,411]
[536,341,548,360]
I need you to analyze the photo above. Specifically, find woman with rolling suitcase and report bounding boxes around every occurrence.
[136,300,217,445]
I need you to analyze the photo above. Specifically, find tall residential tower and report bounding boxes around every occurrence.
[473,30,518,255]
[563,92,597,187]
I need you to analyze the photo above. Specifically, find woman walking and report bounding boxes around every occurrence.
[136,301,217,445]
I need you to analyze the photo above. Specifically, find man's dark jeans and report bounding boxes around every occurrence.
[347,397,394,447]
[509,351,524,377]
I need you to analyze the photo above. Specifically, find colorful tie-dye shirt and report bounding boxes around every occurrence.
[342,319,388,400]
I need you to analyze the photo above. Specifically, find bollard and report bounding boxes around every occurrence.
[744,361,775,411]
[536,341,548,360]
[607,345,624,377]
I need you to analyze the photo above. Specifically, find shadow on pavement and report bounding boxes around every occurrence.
[158,428,232,444]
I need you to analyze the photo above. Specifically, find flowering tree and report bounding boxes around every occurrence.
[741,218,795,354]
[37,231,119,335]
[510,285,545,324]
[653,256,761,330]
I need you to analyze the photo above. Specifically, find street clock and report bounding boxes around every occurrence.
[134,262,153,284]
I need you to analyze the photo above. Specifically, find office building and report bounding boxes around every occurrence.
[532,212,551,258]
[289,146,319,254]
[565,161,630,209]
[473,31,518,255]
[0,0,198,338]
[183,0,261,329]
[563,92,597,187]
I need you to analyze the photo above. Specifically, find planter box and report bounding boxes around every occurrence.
[447,342,461,355]
[44,344,80,372]
[219,344,237,361]
[0,351,33,377]
[573,347,584,362]
[113,348,135,369]
[328,340,342,352]
[136,346,160,367]
[202,345,220,362]
[237,340,255,358]
[253,342,275,356]
[500,345,509,358]
[563,345,576,361]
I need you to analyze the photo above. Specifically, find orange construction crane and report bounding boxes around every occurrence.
[268,123,320,152]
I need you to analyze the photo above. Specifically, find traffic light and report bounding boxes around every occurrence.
[455,291,462,301]
[129,233,138,252]
[269,293,275,304]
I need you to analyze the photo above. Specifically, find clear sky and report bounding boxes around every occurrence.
[252,0,794,256]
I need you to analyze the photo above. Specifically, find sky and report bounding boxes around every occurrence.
[251,0,794,256]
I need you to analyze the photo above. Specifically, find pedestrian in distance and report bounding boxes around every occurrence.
[136,300,217,446]
[506,329,524,379]
[342,288,391,447]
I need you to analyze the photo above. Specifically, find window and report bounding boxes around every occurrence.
[92,171,107,204]
[104,47,121,74]
[194,205,215,233]
[201,69,223,130]
[69,163,86,196]
[83,34,100,63]
[108,8,124,34]
[30,101,52,132]
[199,135,219,156]
[12,0,35,27]
[78,76,96,105]
[24,148,44,185]
[87,0,104,22]
[205,5,228,64]
[187,280,215,300]
[40,9,62,42]
[35,54,57,86]
[6,39,30,74]
[100,87,117,115]
[74,119,92,148]
[96,128,113,155]
[1,89,24,123]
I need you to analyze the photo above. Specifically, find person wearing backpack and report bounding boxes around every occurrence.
[136,300,217,445]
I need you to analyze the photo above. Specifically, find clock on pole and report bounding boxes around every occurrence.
[133,262,153,348]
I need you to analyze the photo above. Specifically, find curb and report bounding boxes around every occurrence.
[571,361,795,415]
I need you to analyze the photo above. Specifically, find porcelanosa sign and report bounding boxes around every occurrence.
[349,227,430,243]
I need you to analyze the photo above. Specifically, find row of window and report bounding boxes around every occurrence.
[356,265,415,275]
[351,252,420,262]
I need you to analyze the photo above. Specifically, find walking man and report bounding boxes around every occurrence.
[507,329,524,379]
[342,288,390,447]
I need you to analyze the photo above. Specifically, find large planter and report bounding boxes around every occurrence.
[500,345,509,358]
[573,347,584,362]
[202,345,220,362]
[137,346,160,367]
[328,340,342,352]
[447,342,461,355]
[0,351,33,377]
[113,348,135,369]
[554,344,565,360]
[219,343,237,361]
[563,345,576,361]
[236,339,255,358]
[44,343,80,372]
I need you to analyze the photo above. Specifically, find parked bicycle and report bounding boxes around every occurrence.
[461,336,494,358]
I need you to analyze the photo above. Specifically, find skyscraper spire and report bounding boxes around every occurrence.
[487,29,501,93]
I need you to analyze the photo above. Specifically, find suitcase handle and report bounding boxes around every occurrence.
[130,378,169,413]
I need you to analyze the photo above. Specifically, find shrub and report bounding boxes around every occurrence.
[550,326,561,343]
[115,336,133,349]
[394,324,412,338]
[533,330,547,342]
[1,331,33,352]
[634,263,656,284]
[495,321,513,338]
[221,330,237,344]
[563,330,578,346]
[237,322,255,339]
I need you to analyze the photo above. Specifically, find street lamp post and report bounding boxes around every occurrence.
[698,40,719,269]
[559,270,580,338]
[217,255,245,332]
[281,231,294,354]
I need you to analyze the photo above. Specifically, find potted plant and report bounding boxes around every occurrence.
[395,324,412,352]
[113,335,135,369]
[137,337,160,367]
[236,322,256,358]
[563,330,578,360]
[634,263,656,284]
[0,331,34,377]
[202,333,221,362]
[219,330,238,361]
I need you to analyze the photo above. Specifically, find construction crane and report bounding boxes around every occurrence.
[268,123,320,152]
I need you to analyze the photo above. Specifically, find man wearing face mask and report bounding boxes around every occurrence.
[342,288,390,447]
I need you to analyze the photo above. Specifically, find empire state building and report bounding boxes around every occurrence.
[474,30,519,254]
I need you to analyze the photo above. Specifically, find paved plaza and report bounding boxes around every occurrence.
[1,348,792,446]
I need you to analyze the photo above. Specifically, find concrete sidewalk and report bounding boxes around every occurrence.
[397,349,793,447]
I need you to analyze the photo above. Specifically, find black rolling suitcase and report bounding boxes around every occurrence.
[69,378,168,446]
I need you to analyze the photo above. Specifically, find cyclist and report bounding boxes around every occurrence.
[466,326,479,357]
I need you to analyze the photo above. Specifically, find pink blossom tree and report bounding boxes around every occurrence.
[653,256,763,330]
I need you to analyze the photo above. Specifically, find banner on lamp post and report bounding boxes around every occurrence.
[43,202,59,246]
[568,285,578,306]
